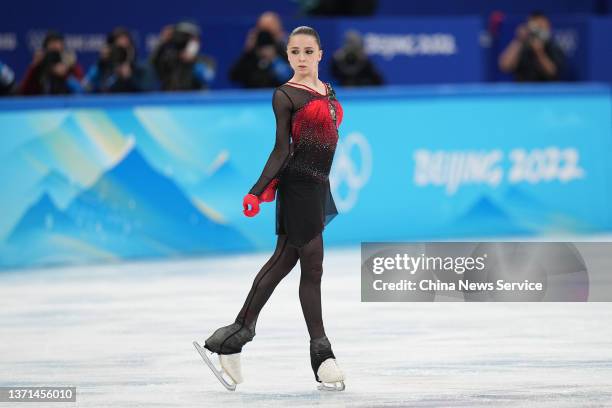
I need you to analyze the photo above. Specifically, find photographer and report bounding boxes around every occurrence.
[229,30,291,88]
[498,11,565,82]
[150,21,216,91]
[19,30,84,95]
[331,30,383,87]
[243,11,287,57]
[83,27,150,93]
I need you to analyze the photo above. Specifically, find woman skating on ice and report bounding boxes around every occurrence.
[193,26,345,391]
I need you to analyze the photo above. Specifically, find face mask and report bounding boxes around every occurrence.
[185,40,200,57]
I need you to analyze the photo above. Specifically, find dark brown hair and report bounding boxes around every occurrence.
[289,26,322,49]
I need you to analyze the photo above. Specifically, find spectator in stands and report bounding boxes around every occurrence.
[498,11,565,82]
[229,30,292,88]
[243,11,287,58]
[82,27,151,93]
[0,60,16,96]
[150,21,216,91]
[331,30,383,87]
[19,30,84,95]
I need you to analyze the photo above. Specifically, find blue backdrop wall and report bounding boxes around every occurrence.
[1,83,611,269]
[2,3,612,89]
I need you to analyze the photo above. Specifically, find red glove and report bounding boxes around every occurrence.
[259,178,279,202]
[243,194,260,217]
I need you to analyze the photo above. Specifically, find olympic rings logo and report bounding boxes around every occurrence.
[330,132,372,212]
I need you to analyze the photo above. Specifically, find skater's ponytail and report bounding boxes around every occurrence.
[289,26,322,49]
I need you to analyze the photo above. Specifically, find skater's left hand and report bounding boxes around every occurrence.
[259,178,279,202]
[243,194,260,217]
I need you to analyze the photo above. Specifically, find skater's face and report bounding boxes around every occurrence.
[287,34,322,76]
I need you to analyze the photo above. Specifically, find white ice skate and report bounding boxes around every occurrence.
[317,358,346,391]
[193,341,243,391]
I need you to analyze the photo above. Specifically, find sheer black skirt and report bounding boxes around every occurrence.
[276,174,338,248]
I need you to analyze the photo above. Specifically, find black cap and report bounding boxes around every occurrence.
[43,30,64,48]
[107,26,133,46]
[175,21,201,37]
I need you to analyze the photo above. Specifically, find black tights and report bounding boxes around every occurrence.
[235,233,326,340]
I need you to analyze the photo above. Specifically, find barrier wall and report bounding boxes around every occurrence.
[1,83,611,269]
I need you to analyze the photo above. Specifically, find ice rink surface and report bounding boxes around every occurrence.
[1,245,612,407]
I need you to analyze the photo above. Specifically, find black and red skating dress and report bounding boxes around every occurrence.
[248,81,343,248]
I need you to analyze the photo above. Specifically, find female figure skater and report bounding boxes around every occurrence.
[194,26,345,392]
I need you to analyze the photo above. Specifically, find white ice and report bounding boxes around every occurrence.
[1,246,612,407]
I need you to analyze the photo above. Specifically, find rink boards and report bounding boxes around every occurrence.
[1,83,611,268]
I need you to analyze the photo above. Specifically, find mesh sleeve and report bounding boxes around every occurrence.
[248,88,293,196]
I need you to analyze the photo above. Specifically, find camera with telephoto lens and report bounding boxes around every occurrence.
[109,45,129,65]
[40,50,67,78]
[344,51,358,65]
[41,50,62,68]
[170,30,191,51]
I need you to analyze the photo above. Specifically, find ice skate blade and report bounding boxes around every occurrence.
[317,381,346,391]
[193,341,237,391]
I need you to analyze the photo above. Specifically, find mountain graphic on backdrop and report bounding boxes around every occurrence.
[451,195,533,236]
[503,185,547,211]
[35,169,81,209]
[6,146,253,266]
[4,114,135,244]
[4,193,95,268]
[15,112,126,188]
[8,193,76,241]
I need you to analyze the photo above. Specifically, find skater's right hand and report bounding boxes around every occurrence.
[243,194,260,217]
